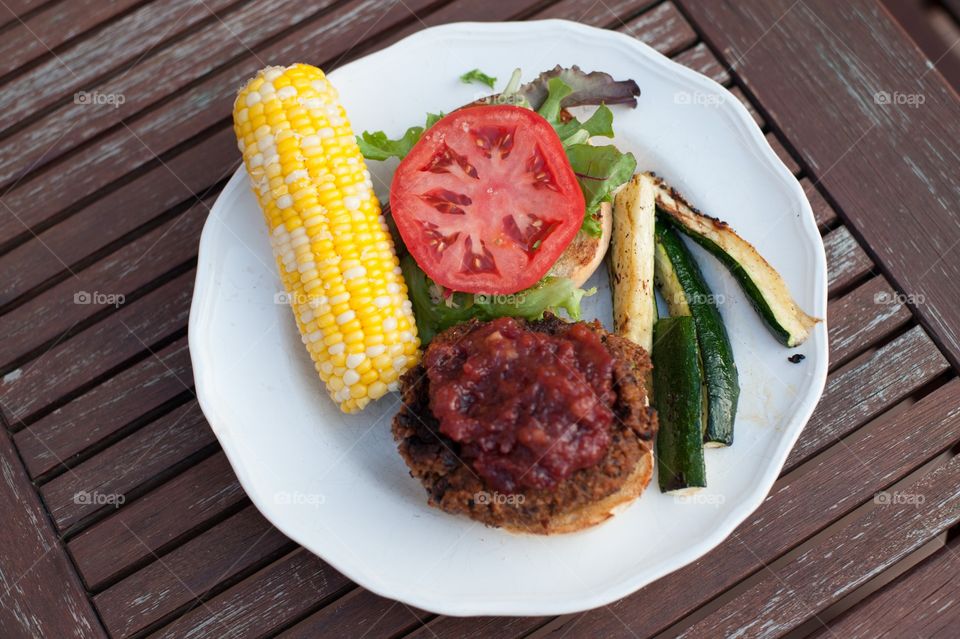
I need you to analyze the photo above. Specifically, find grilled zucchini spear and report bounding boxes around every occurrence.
[648,172,819,347]
[610,173,658,353]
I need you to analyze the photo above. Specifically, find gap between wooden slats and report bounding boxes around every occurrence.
[0,0,446,256]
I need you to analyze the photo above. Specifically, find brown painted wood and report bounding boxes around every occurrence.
[548,379,960,638]
[69,451,245,591]
[41,401,215,532]
[620,2,697,56]
[811,534,960,638]
[0,0,47,27]
[278,588,429,639]
[148,548,349,639]
[15,336,192,479]
[786,325,949,470]
[824,225,874,294]
[410,615,549,639]
[803,177,838,230]
[673,450,960,637]
[533,0,658,26]
[0,194,210,365]
[0,0,440,251]
[0,0,142,79]
[0,429,107,638]
[94,504,292,638]
[677,0,960,368]
[0,268,194,425]
[671,42,730,85]
[0,131,232,309]
[0,0,241,136]
[767,131,801,175]
[0,0,337,189]
[827,276,912,368]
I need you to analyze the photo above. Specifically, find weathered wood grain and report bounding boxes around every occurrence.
[409,615,549,639]
[15,336,192,479]
[0,0,47,28]
[0,429,106,638]
[673,450,960,638]
[786,325,949,470]
[69,451,245,591]
[0,268,193,425]
[533,0,658,25]
[546,379,960,638]
[0,194,210,363]
[620,2,697,56]
[811,535,960,638]
[802,177,838,229]
[677,0,960,368]
[824,225,874,294]
[94,505,292,638]
[671,42,730,85]
[0,0,240,135]
[0,0,440,251]
[0,130,231,308]
[0,0,141,79]
[278,588,428,639]
[0,0,336,188]
[41,401,215,532]
[767,131,801,175]
[827,276,912,368]
[149,548,349,639]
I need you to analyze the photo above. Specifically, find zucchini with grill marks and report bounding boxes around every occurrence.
[655,222,739,447]
[652,316,707,493]
[648,172,819,347]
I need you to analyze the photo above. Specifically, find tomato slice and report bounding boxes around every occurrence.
[390,105,585,294]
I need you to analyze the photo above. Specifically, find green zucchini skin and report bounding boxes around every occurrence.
[660,214,791,345]
[653,316,707,493]
[655,222,739,447]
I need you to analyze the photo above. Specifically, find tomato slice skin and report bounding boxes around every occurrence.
[390,105,585,294]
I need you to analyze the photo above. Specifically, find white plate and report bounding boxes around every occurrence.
[189,20,828,616]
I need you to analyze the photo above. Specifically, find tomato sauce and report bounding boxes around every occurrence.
[424,318,616,492]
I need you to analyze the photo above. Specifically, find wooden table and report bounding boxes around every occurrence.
[1,1,958,637]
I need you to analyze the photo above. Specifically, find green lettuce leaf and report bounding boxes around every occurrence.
[356,112,444,161]
[400,255,594,345]
[565,143,637,214]
[460,68,497,89]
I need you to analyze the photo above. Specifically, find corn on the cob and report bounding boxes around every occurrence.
[233,63,420,413]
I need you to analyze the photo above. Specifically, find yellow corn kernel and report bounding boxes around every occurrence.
[234,64,420,412]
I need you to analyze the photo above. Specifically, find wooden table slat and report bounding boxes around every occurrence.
[802,177,838,230]
[786,324,949,471]
[148,548,349,639]
[0,0,142,80]
[824,225,874,294]
[672,450,960,638]
[0,429,107,638]
[0,0,241,136]
[0,0,440,253]
[826,276,912,368]
[809,534,960,638]
[94,504,292,638]
[0,193,210,367]
[69,451,246,591]
[41,401,214,532]
[677,0,960,369]
[15,335,193,479]
[0,0,344,191]
[0,268,194,425]
[547,378,960,638]
[671,41,730,85]
[277,588,429,639]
